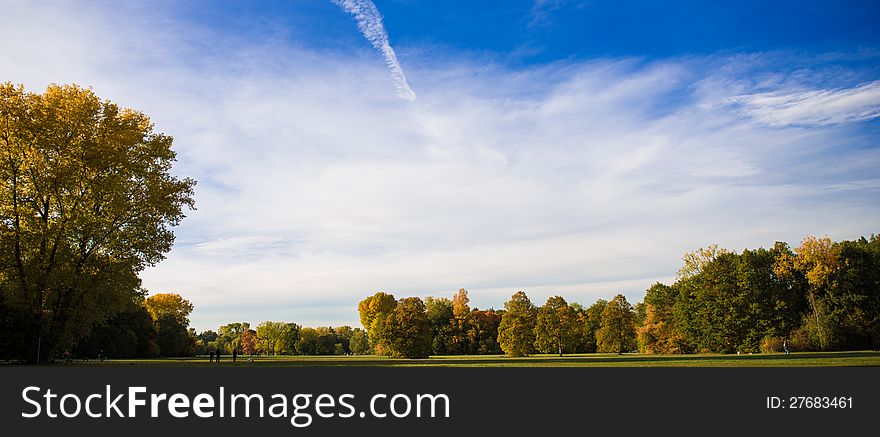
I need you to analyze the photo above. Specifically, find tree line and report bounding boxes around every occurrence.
[10,233,880,361]
[356,288,640,358]
[72,298,376,359]
[194,322,371,357]
[357,235,880,358]
[645,235,880,354]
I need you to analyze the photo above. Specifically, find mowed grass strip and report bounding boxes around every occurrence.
[49,351,880,367]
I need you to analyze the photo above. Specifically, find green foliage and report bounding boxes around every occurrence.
[296,327,319,355]
[646,235,880,354]
[534,296,578,355]
[216,322,246,354]
[315,326,338,355]
[596,294,637,354]
[498,291,537,357]
[425,296,453,354]
[333,325,353,353]
[672,247,807,353]
[729,237,874,352]
[155,313,194,357]
[349,328,371,355]
[50,351,880,367]
[580,299,607,353]
[378,297,433,358]
[75,303,159,359]
[826,236,880,350]
[255,321,296,355]
[195,330,218,355]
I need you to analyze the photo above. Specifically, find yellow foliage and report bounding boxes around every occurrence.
[144,293,194,324]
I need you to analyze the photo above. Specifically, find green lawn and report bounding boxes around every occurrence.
[48,351,880,367]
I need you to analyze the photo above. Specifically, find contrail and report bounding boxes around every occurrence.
[332,0,417,101]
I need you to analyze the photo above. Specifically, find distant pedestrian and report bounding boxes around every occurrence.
[216,351,221,364]
[209,351,214,363]
[783,339,790,355]
[233,350,237,362]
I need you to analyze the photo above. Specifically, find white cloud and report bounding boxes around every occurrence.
[730,80,880,126]
[1,2,878,331]
[332,0,417,101]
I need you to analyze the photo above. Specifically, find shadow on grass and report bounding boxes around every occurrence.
[9,351,880,367]
[412,351,880,366]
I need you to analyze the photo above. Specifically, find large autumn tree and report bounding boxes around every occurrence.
[468,308,503,354]
[498,291,537,357]
[534,295,578,356]
[0,83,195,362]
[596,294,637,354]
[357,291,396,354]
[380,297,433,358]
[448,288,472,353]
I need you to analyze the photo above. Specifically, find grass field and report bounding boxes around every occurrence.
[40,350,880,367]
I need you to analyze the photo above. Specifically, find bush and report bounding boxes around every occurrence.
[789,326,820,352]
[760,336,784,353]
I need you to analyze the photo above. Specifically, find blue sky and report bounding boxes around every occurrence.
[2,1,879,331]
[179,0,880,59]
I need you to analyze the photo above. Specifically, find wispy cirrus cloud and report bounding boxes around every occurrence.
[730,80,880,127]
[528,0,571,28]
[332,0,416,101]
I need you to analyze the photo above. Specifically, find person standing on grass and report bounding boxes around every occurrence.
[216,351,221,364]
[783,339,790,355]
[209,351,214,363]
[233,350,237,362]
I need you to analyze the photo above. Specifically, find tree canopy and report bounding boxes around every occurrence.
[0,83,195,362]
[498,291,537,357]
[534,295,578,356]
[596,294,637,354]
[380,297,433,358]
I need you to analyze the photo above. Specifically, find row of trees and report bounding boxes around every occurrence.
[69,233,880,360]
[194,322,371,356]
[358,288,639,358]
[75,298,376,359]
[640,235,880,354]
[61,297,377,359]
[495,291,640,356]
[358,235,880,357]
[358,290,506,358]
